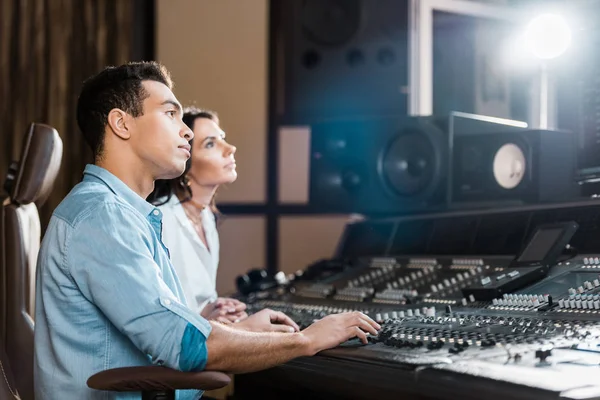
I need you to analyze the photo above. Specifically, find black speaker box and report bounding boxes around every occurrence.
[309,113,537,215]
[309,116,449,215]
[451,129,579,205]
[309,114,580,215]
[272,0,409,123]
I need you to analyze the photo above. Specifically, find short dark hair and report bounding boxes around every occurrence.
[76,61,173,160]
[147,107,219,211]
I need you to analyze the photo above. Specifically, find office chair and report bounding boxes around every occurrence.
[1,123,62,400]
[0,345,19,399]
[1,123,229,400]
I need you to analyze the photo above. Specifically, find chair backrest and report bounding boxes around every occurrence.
[0,345,21,400]
[1,123,63,400]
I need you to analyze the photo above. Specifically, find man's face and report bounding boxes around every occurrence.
[128,81,193,180]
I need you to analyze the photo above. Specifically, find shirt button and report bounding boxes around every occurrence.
[164,299,171,306]
[153,210,160,216]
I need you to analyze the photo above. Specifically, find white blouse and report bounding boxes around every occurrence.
[158,195,220,313]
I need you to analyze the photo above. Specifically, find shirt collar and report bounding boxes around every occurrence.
[167,195,215,233]
[83,164,156,217]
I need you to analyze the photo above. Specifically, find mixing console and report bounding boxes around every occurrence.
[238,255,600,400]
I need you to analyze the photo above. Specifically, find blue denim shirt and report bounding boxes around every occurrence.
[34,164,212,400]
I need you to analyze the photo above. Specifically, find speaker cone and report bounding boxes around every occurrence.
[380,132,436,196]
[493,143,526,189]
[301,0,361,46]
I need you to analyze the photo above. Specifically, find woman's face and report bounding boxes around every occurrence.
[188,117,237,186]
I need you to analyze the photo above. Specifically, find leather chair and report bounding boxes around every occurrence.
[0,345,20,400]
[1,123,230,400]
[1,123,63,400]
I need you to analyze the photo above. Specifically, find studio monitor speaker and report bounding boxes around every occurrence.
[309,113,578,215]
[272,0,409,123]
[451,129,579,205]
[309,116,448,215]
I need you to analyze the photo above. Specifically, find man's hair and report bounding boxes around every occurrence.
[76,61,173,159]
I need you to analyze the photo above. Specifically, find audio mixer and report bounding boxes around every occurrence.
[234,220,600,400]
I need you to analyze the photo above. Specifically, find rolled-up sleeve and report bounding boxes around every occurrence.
[66,202,211,371]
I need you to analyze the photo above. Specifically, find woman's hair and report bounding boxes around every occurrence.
[147,106,219,213]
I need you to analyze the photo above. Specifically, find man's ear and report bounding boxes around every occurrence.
[107,108,131,140]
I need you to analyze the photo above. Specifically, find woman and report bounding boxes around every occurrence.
[148,106,247,323]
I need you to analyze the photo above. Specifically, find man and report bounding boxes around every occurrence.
[34,61,380,399]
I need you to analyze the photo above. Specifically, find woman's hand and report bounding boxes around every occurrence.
[233,308,299,333]
[201,297,248,323]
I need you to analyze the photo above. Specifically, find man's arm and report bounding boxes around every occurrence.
[205,322,310,373]
[205,311,380,373]
[68,202,379,374]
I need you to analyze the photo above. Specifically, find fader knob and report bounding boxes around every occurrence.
[535,348,552,363]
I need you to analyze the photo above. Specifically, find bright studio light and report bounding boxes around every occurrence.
[524,13,572,60]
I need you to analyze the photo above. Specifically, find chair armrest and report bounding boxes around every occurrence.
[87,366,231,392]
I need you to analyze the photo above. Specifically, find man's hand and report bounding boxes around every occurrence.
[300,311,380,355]
[201,297,248,323]
[235,308,300,333]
